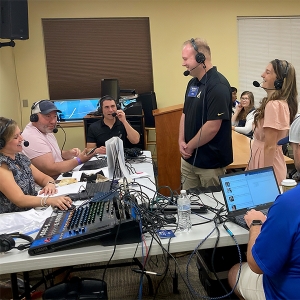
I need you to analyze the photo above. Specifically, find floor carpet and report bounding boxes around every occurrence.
[0,250,240,299]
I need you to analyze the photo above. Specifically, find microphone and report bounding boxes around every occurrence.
[253,81,276,90]
[111,112,117,117]
[253,81,261,87]
[183,63,201,76]
[53,124,61,133]
[23,140,29,147]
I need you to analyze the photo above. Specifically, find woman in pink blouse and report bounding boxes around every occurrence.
[248,59,298,184]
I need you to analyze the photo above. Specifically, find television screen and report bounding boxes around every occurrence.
[52,99,100,121]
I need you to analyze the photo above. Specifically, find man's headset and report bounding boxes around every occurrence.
[0,118,13,150]
[190,38,206,64]
[30,100,47,122]
[0,232,33,252]
[274,59,289,90]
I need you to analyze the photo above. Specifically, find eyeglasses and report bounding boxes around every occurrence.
[240,97,249,100]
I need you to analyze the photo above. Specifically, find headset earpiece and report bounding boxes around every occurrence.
[30,100,48,122]
[274,59,289,90]
[0,119,13,150]
[190,38,206,64]
[30,101,40,122]
[97,98,103,115]
[0,233,33,252]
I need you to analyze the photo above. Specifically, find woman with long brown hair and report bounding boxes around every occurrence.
[232,91,255,137]
[247,59,298,184]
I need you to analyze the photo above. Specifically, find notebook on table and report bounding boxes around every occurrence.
[219,167,280,229]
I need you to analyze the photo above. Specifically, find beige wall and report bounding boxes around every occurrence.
[1,0,299,149]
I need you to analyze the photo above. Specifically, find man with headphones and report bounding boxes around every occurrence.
[86,95,140,154]
[22,100,95,178]
[179,38,233,189]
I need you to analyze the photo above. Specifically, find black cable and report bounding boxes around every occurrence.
[56,124,67,156]
[247,124,256,169]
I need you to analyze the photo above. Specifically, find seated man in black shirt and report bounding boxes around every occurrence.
[86,95,140,154]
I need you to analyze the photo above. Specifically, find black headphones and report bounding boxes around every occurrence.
[97,95,120,115]
[190,38,206,64]
[30,100,46,122]
[274,59,289,90]
[0,118,13,150]
[0,232,33,252]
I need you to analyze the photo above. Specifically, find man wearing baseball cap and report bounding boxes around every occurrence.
[228,116,300,299]
[22,100,94,178]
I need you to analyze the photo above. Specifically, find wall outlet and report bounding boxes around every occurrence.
[23,99,28,107]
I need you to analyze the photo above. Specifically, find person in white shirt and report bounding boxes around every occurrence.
[231,91,255,137]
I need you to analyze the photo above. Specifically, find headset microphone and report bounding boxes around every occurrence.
[183,70,191,76]
[253,81,276,90]
[111,112,117,117]
[253,81,261,88]
[23,140,29,147]
[183,63,202,77]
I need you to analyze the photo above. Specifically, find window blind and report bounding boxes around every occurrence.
[238,17,300,109]
[42,18,154,100]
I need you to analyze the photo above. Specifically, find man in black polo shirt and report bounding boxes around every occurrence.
[179,38,233,189]
[86,95,140,154]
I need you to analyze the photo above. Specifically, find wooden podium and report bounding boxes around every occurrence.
[153,104,183,194]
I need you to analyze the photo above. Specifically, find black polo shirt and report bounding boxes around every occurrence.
[86,118,127,147]
[183,66,233,169]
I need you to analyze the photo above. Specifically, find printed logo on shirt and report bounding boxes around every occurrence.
[217,112,224,116]
[188,86,199,97]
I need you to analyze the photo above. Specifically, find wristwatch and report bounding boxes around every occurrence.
[250,220,263,228]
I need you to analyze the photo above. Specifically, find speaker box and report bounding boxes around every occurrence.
[124,102,142,116]
[137,91,157,127]
[0,0,29,40]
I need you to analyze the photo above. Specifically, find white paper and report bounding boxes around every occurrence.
[0,207,53,235]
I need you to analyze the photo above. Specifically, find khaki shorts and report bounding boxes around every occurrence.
[181,158,226,190]
[235,263,266,300]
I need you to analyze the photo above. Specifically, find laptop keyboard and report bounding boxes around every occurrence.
[86,181,112,196]
[79,157,108,171]
[234,208,269,229]
[68,181,112,201]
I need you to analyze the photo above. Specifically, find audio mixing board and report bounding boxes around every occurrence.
[28,191,140,255]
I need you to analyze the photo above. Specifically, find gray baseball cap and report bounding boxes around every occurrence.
[32,100,62,115]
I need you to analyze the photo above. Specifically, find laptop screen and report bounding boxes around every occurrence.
[219,167,280,213]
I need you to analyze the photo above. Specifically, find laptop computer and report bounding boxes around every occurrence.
[219,167,280,229]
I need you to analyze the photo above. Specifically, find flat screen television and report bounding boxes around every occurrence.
[52,98,100,121]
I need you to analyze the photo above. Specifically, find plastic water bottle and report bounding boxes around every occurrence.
[177,190,192,232]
